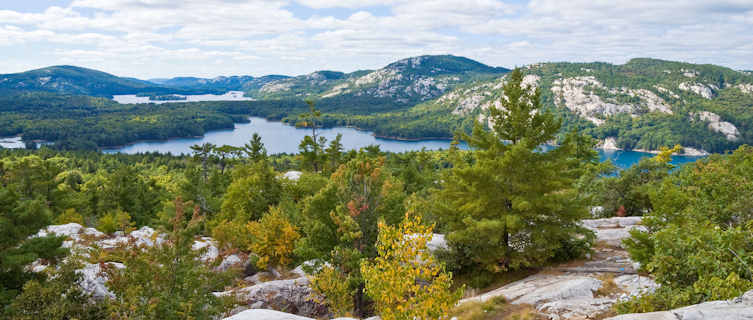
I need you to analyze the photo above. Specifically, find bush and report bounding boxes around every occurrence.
[620,146,753,313]
[55,208,84,225]
[7,259,106,320]
[247,206,300,270]
[97,210,133,234]
[211,219,250,250]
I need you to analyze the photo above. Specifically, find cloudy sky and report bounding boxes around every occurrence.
[1,0,752,79]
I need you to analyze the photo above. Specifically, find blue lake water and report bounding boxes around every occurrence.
[103,117,704,169]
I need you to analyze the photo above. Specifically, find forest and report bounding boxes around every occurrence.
[2,69,752,319]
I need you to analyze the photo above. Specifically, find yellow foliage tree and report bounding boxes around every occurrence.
[309,263,354,317]
[247,207,300,270]
[361,212,463,320]
[56,208,84,225]
[97,209,133,234]
[654,144,683,164]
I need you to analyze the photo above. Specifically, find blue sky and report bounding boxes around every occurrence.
[1,0,752,78]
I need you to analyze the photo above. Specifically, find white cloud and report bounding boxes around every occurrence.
[0,0,750,78]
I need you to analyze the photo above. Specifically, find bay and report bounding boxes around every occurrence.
[103,117,703,169]
[111,91,254,104]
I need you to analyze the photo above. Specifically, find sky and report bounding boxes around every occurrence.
[1,0,752,79]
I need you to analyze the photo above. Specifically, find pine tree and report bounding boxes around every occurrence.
[243,133,267,162]
[299,99,326,172]
[437,68,592,274]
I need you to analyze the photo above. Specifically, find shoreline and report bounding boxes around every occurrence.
[12,118,710,158]
[598,137,709,157]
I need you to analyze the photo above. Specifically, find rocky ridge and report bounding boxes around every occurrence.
[416,58,753,152]
[250,55,506,103]
[678,82,717,99]
[691,111,740,141]
[550,76,674,126]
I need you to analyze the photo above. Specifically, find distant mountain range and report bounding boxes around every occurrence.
[2,56,753,153]
[149,75,290,92]
[0,65,187,97]
[0,55,507,102]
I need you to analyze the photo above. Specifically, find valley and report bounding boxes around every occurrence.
[2,55,751,155]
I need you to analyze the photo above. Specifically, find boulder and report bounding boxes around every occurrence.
[607,312,678,320]
[223,309,315,320]
[538,297,616,319]
[77,262,125,299]
[509,276,603,305]
[461,274,607,319]
[217,254,243,271]
[35,223,105,241]
[614,274,659,299]
[192,237,219,262]
[216,277,327,318]
[291,260,327,278]
[427,233,448,252]
[581,217,646,247]
[594,226,647,248]
[282,171,302,181]
[673,300,753,319]
[460,272,660,320]
[581,217,642,229]
[95,226,166,249]
[129,226,165,247]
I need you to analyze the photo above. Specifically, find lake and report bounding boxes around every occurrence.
[112,91,254,104]
[0,136,24,149]
[103,117,703,169]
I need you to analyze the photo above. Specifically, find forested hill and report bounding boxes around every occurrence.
[149,74,290,92]
[0,65,199,97]
[411,58,753,153]
[246,55,509,106]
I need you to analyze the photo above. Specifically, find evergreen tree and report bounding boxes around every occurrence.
[298,99,326,172]
[243,133,267,162]
[324,133,344,173]
[436,68,592,275]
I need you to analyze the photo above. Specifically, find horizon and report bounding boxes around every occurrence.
[4,55,749,81]
[1,1,752,78]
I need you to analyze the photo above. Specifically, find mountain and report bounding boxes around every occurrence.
[0,65,186,97]
[149,75,290,92]
[248,55,509,106]
[416,58,753,153]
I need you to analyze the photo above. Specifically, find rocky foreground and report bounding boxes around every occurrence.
[30,217,753,319]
